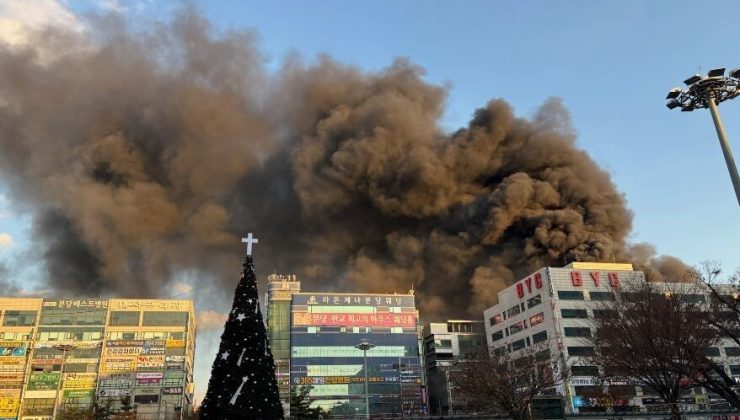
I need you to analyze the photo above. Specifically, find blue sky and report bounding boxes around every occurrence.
[2,0,740,403]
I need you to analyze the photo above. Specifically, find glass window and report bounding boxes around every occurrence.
[682,294,705,303]
[568,346,596,357]
[726,347,740,357]
[561,309,588,319]
[509,321,524,335]
[40,309,106,326]
[706,347,720,357]
[109,311,140,326]
[557,291,584,300]
[142,311,188,326]
[436,339,452,348]
[22,398,55,416]
[108,331,136,340]
[530,313,545,326]
[532,330,548,344]
[491,330,503,342]
[572,365,599,376]
[589,292,615,301]
[564,327,591,338]
[512,339,526,351]
[506,305,521,317]
[592,309,616,319]
[489,314,502,326]
[527,295,542,308]
[730,365,740,375]
[3,310,37,326]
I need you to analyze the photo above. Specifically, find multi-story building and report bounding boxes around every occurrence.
[422,320,486,415]
[482,262,740,415]
[264,274,301,415]
[290,291,425,417]
[0,298,195,420]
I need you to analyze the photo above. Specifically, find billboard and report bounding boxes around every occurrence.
[293,376,399,385]
[0,342,27,357]
[0,389,20,419]
[292,293,414,307]
[63,389,95,398]
[98,388,131,397]
[102,357,136,372]
[27,373,60,390]
[292,312,416,327]
[63,373,97,389]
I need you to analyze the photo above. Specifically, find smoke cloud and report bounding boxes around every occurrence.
[0,8,686,317]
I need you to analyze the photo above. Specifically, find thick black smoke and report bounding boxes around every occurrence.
[0,9,685,316]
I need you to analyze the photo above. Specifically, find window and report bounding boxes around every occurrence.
[558,291,584,300]
[568,346,596,357]
[22,398,55,416]
[492,331,503,342]
[561,309,588,319]
[509,321,524,335]
[530,313,545,326]
[527,295,542,308]
[535,349,550,361]
[3,310,37,326]
[489,314,502,326]
[592,309,616,319]
[564,327,591,338]
[730,365,740,375]
[572,365,599,376]
[532,330,548,344]
[506,305,521,318]
[108,331,136,340]
[142,311,188,326]
[589,292,615,301]
[109,311,140,326]
[436,339,452,348]
[726,347,740,357]
[706,347,720,357]
[512,339,526,351]
[39,309,106,326]
[682,294,705,303]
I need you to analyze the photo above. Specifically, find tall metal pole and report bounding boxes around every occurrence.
[707,96,740,207]
[363,348,370,420]
[51,347,68,420]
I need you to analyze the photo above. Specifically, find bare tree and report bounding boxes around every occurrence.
[448,343,567,420]
[589,280,719,419]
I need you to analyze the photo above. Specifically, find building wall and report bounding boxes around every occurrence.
[422,320,486,415]
[483,263,739,414]
[290,292,425,417]
[265,274,300,415]
[0,298,195,420]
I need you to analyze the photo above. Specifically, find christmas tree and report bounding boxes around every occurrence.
[200,234,283,419]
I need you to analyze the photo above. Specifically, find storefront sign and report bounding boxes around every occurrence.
[98,388,131,397]
[135,372,163,380]
[293,376,398,385]
[136,356,164,368]
[295,294,413,307]
[570,271,620,288]
[166,339,185,348]
[63,373,96,389]
[165,356,185,363]
[27,373,60,390]
[292,312,416,327]
[0,344,26,357]
[63,389,95,398]
[0,357,26,365]
[162,387,182,394]
[0,374,22,383]
[105,347,141,356]
[44,299,108,309]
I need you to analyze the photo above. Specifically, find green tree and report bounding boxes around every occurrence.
[289,385,327,419]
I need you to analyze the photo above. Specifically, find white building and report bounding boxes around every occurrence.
[482,262,740,415]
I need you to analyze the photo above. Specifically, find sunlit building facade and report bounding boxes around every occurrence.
[0,298,195,420]
[290,291,425,417]
[265,274,301,415]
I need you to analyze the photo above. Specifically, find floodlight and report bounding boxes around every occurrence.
[730,68,740,79]
[708,68,726,78]
[684,74,702,85]
[666,88,682,99]
[666,99,681,110]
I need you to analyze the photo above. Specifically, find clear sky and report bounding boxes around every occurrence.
[1,0,739,404]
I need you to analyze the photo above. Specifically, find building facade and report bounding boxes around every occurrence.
[0,298,195,420]
[482,262,740,415]
[290,292,425,417]
[265,274,301,415]
[422,320,486,415]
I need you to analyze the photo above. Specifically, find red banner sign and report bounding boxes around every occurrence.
[293,312,416,327]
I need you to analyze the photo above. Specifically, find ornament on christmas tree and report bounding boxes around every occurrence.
[199,234,283,419]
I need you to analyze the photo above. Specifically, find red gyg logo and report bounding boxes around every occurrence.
[570,271,620,288]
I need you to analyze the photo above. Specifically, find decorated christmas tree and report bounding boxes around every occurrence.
[200,234,283,419]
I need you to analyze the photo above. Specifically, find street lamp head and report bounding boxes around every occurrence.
[730,68,740,79]
[708,68,726,78]
[666,88,682,99]
[666,99,681,110]
[684,74,703,86]
[354,340,375,351]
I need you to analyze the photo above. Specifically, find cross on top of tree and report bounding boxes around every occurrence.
[242,233,258,255]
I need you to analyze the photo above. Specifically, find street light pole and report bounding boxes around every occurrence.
[51,344,77,419]
[666,67,740,207]
[355,340,375,419]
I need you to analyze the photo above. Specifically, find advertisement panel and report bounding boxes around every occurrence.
[99,373,134,388]
[102,357,136,372]
[0,374,22,384]
[0,390,19,419]
[293,293,414,307]
[63,389,95,398]
[166,339,185,348]
[0,342,27,357]
[0,357,25,365]
[293,376,398,385]
[140,346,165,356]
[165,356,185,363]
[23,390,57,399]
[27,373,60,390]
[63,373,97,389]
[107,340,144,347]
[104,347,141,356]
[135,372,163,380]
[45,299,108,309]
[162,387,182,394]
[136,356,164,368]
[98,388,131,397]
[34,341,101,349]
[292,312,416,327]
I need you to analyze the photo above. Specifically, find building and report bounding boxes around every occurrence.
[290,291,425,417]
[482,262,740,415]
[422,320,486,415]
[0,297,195,420]
[264,274,301,415]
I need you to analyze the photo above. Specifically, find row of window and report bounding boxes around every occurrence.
[490,295,542,325]
[706,347,740,357]
[0,310,189,327]
[557,291,615,301]
[491,312,546,341]
[571,363,740,378]
[497,330,549,352]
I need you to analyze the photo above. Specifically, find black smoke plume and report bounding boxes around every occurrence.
[0,9,685,316]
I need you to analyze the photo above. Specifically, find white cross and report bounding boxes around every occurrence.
[241,233,259,255]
